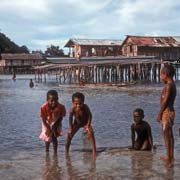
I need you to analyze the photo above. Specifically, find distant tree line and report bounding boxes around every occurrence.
[0,32,66,56]
[0,32,29,53]
[32,44,67,57]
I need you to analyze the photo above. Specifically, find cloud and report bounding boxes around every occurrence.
[0,0,50,20]
[0,0,180,52]
[37,25,66,35]
[31,38,68,50]
[60,0,113,15]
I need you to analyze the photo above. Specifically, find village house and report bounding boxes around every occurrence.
[0,53,43,74]
[64,39,123,58]
[121,35,180,61]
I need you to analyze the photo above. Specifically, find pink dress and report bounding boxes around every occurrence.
[39,102,66,142]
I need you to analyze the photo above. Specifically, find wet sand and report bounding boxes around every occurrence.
[1,146,180,180]
[0,75,180,180]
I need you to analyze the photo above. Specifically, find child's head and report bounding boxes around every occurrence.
[47,90,58,109]
[161,64,175,82]
[72,92,85,109]
[133,108,144,124]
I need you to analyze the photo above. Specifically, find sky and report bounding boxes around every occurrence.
[0,0,180,53]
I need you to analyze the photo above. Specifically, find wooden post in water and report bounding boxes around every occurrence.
[157,63,161,83]
[43,69,46,82]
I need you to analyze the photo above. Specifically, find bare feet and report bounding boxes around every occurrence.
[159,156,169,161]
[166,162,174,168]
[159,157,174,168]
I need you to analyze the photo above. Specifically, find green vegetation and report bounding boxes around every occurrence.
[0,32,29,53]
[45,44,65,56]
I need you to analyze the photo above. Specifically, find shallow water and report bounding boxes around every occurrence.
[0,75,180,180]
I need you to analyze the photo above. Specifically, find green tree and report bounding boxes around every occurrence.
[0,32,29,53]
[45,45,64,56]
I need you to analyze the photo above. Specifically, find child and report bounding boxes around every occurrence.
[129,108,153,151]
[39,90,66,154]
[65,92,96,158]
[156,64,176,167]
[12,72,16,80]
[29,79,34,88]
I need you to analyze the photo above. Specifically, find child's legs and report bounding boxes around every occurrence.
[141,140,151,151]
[162,111,175,161]
[162,124,172,161]
[52,136,58,154]
[84,126,96,157]
[168,127,174,160]
[65,124,80,153]
[45,142,50,152]
[134,140,142,150]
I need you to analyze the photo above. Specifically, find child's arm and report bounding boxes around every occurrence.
[40,106,51,134]
[85,105,92,128]
[52,117,63,136]
[41,117,51,135]
[130,125,135,149]
[157,85,171,122]
[68,109,74,133]
[52,105,66,136]
[147,125,153,150]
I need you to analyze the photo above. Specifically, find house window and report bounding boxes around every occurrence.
[21,60,24,65]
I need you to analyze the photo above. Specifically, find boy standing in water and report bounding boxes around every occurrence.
[129,108,153,151]
[40,90,66,154]
[156,65,176,167]
[65,92,96,159]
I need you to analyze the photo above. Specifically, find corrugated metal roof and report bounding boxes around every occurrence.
[173,37,180,44]
[1,53,43,60]
[64,39,123,47]
[126,36,180,47]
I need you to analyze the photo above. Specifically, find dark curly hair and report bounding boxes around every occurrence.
[47,90,58,101]
[161,64,175,78]
[133,108,144,118]
[72,92,85,102]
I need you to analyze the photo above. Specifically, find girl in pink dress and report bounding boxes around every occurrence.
[39,90,66,154]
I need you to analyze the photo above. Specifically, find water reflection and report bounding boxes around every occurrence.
[42,153,63,180]
[165,168,174,180]
[130,151,175,180]
[131,152,153,179]
[82,132,93,164]
[65,154,96,180]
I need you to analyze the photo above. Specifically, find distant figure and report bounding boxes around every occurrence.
[65,92,96,159]
[156,64,176,167]
[29,79,34,88]
[39,90,66,154]
[77,53,81,61]
[129,108,153,151]
[12,72,16,80]
[79,78,85,86]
